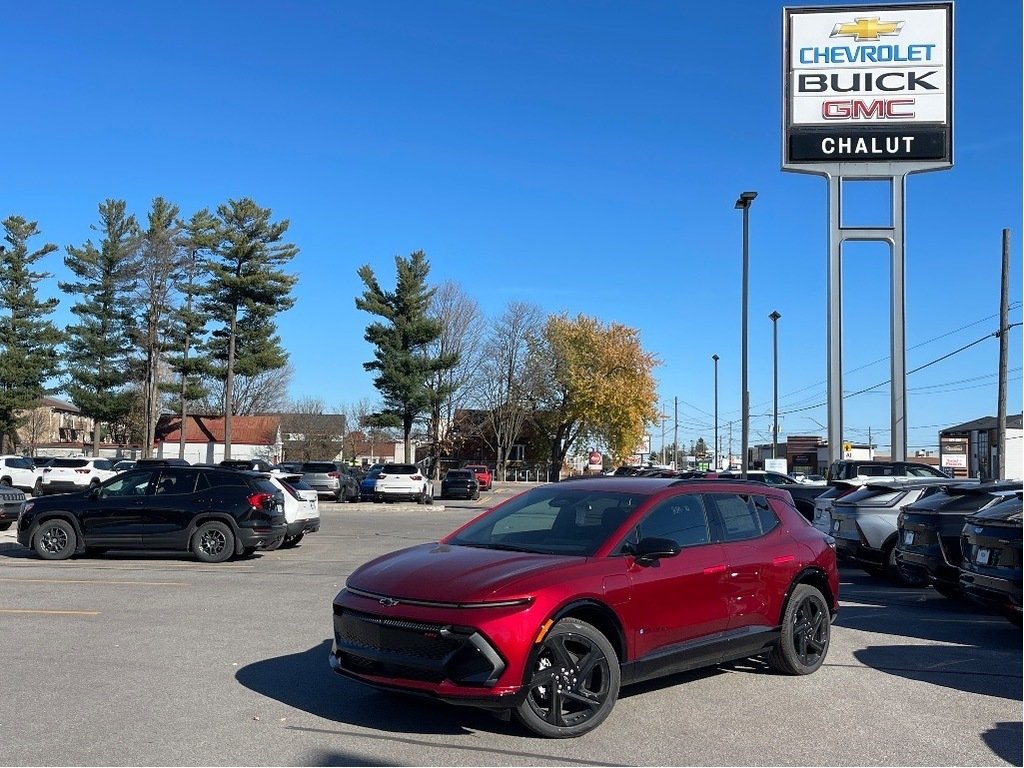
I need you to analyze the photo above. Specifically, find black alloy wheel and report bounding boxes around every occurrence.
[34,519,77,560]
[280,533,304,548]
[192,521,235,563]
[768,584,830,675]
[515,618,620,738]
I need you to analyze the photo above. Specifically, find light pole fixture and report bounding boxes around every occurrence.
[712,354,719,470]
[769,310,781,460]
[735,191,757,478]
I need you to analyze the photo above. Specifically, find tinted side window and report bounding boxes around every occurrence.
[754,495,779,534]
[101,470,157,498]
[155,469,201,496]
[636,495,710,548]
[93,459,114,471]
[207,471,248,488]
[709,493,762,541]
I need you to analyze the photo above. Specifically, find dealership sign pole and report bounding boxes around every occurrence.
[783,2,953,464]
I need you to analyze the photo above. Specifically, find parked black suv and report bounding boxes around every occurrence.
[959,493,1023,626]
[896,481,1022,598]
[16,465,286,563]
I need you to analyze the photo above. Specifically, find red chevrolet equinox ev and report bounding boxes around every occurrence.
[330,476,839,737]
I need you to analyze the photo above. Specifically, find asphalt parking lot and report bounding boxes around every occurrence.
[0,483,1020,766]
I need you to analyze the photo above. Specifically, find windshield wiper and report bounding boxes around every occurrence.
[456,541,537,553]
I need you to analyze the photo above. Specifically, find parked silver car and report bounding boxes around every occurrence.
[831,477,952,585]
[300,461,358,502]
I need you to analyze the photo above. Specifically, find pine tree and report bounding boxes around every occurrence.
[356,251,457,462]
[202,198,297,458]
[0,217,64,453]
[61,199,140,454]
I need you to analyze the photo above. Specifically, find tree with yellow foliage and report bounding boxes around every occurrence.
[531,313,660,480]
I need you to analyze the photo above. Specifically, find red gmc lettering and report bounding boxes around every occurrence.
[821,99,916,120]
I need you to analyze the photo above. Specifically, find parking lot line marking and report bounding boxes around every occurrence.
[0,609,100,616]
[0,578,188,586]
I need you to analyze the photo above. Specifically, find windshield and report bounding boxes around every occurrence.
[448,485,647,556]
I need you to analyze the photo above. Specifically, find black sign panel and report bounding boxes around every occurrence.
[789,126,948,162]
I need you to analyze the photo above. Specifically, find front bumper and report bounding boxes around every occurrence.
[329,606,518,708]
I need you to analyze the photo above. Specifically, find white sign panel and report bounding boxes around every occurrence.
[783,3,953,167]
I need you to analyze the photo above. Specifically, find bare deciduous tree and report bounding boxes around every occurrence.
[424,282,484,478]
[476,302,544,480]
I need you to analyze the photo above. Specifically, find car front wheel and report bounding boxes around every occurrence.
[192,521,235,563]
[768,584,830,675]
[34,519,77,560]
[514,617,620,738]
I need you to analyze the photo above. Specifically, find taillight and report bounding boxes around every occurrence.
[328,471,340,478]
[75,469,90,475]
[248,492,273,509]
[411,474,423,480]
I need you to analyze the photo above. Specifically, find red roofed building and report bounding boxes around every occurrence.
[154,414,283,464]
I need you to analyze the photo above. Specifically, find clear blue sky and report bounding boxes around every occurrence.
[3,0,1020,455]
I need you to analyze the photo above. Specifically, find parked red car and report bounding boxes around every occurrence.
[463,464,492,491]
[330,476,839,737]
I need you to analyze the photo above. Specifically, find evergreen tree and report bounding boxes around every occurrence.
[202,198,297,458]
[164,208,218,460]
[356,250,456,462]
[0,217,64,453]
[60,199,140,454]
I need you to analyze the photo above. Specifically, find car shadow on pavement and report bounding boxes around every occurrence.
[982,721,1023,766]
[235,640,526,739]
[851,642,1022,700]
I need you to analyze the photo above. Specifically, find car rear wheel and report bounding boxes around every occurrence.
[767,584,830,675]
[515,617,620,738]
[0,522,11,531]
[192,521,235,563]
[280,533,304,548]
[34,519,77,560]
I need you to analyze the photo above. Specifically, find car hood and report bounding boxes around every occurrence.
[346,542,580,603]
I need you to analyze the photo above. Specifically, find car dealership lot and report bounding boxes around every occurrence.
[0,485,1020,766]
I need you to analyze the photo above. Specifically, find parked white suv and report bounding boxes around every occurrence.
[268,471,321,548]
[0,455,42,494]
[38,457,118,495]
[374,463,433,504]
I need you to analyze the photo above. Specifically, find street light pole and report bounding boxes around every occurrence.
[712,354,719,471]
[735,191,757,479]
[769,310,781,460]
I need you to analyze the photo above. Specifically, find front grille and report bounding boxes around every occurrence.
[338,611,459,659]
[333,608,504,686]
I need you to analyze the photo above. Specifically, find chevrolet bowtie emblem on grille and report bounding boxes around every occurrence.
[379,597,400,607]
[831,17,904,41]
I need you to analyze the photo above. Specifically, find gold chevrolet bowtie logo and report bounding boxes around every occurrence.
[831,17,904,41]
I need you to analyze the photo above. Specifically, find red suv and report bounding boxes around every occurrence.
[330,477,839,737]
[464,464,492,490]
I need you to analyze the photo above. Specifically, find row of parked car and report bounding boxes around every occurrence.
[8,457,345,564]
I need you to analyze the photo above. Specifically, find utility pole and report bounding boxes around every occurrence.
[997,228,1010,479]
[673,397,679,470]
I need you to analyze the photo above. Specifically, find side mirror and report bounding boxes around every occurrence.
[633,536,681,565]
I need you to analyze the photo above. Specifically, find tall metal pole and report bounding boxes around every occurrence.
[769,311,781,460]
[997,228,1010,479]
[735,191,757,479]
[673,397,679,470]
[712,354,719,472]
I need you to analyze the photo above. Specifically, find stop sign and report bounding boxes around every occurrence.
[589,451,602,465]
